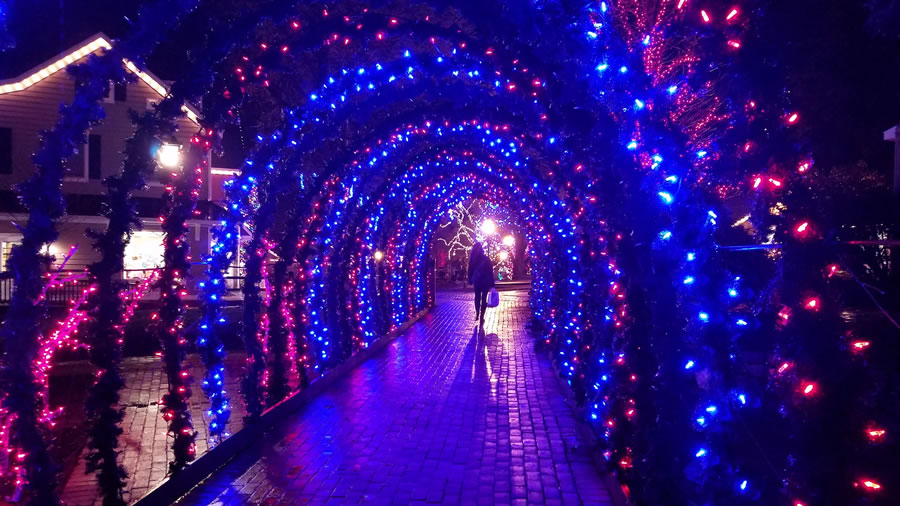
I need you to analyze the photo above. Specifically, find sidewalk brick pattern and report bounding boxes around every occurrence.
[176,290,611,505]
[60,353,249,505]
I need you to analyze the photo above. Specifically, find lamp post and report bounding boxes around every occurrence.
[156,143,182,170]
[480,219,497,236]
[154,137,201,468]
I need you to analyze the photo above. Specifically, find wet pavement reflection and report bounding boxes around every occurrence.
[178,290,610,505]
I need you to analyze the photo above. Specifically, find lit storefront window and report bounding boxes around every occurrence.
[123,231,164,278]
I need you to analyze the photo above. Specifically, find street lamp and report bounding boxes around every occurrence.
[157,143,182,169]
[373,250,384,262]
[480,219,497,236]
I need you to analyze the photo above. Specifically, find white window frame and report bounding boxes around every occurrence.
[0,233,23,273]
[64,134,93,182]
[102,81,115,103]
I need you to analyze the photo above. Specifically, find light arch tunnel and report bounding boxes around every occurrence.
[191,22,650,430]
[19,2,895,504]
[212,116,609,404]
[33,4,738,499]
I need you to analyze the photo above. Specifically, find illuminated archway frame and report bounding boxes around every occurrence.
[0,5,728,504]
[207,27,688,491]
[171,11,773,503]
[253,150,567,403]
[159,8,740,503]
[341,155,565,339]
[252,138,577,399]
[357,156,557,319]
[6,1,876,505]
[282,121,580,348]
[207,43,618,418]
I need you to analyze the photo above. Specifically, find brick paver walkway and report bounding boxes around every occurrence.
[177,290,611,505]
[60,353,249,505]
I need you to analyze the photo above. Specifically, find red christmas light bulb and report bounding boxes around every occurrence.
[850,340,871,354]
[865,424,886,442]
[794,221,812,239]
[855,479,882,491]
[800,381,817,396]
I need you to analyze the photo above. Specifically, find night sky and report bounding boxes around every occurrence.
[3,0,899,172]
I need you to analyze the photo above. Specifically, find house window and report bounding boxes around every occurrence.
[114,82,127,102]
[102,82,114,103]
[0,240,18,271]
[123,230,164,278]
[0,127,11,175]
[88,134,102,179]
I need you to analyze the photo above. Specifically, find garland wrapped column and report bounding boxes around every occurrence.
[185,129,233,439]
[83,107,178,505]
[264,193,303,404]
[239,231,270,420]
[0,63,118,505]
[239,158,292,420]
[0,2,199,498]
[156,135,206,472]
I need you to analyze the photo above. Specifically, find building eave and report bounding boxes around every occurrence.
[0,32,200,125]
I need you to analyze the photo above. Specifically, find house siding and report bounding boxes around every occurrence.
[0,46,220,291]
[0,58,202,195]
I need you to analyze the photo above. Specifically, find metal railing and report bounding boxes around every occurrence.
[0,272,95,305]
[0,269,147,305]
[0,265,286,305]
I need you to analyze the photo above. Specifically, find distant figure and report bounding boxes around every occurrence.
[468,242,495,324]
[451,258,463,282]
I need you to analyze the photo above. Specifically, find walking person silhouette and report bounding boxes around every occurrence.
[468,241,495,326]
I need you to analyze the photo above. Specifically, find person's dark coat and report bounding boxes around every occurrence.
[468,244,495,290]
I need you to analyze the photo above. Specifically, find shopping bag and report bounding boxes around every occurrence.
[487,288,500,308]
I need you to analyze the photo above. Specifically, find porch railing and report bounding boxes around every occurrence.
[0,266,252,305]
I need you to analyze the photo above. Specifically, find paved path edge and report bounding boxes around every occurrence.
[537,336,632,506]
[133,306,433,506]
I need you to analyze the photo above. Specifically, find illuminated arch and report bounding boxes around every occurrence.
[142,7,705,499]
[5,2,878,505]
